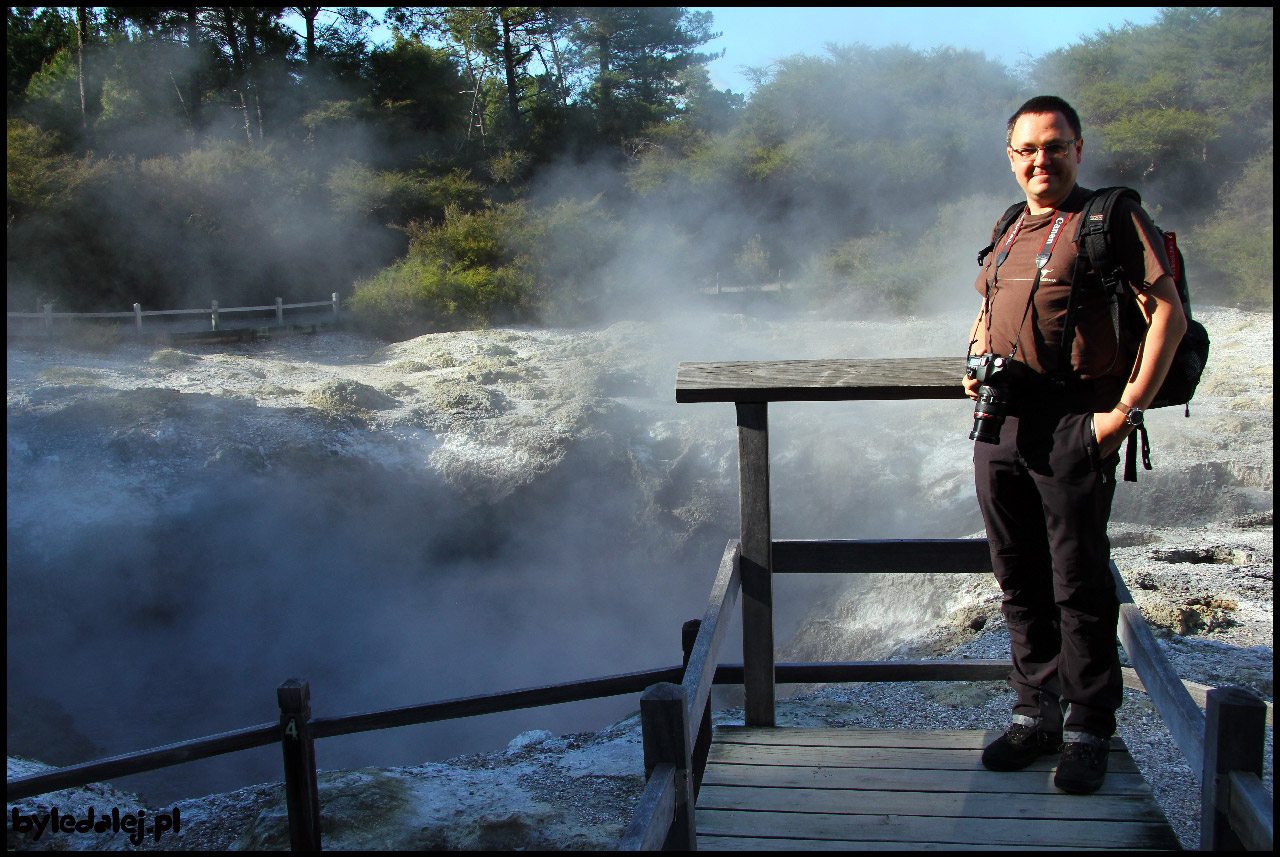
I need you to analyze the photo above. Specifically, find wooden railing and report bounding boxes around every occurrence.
[6,665,686,849]
[7,293,340,336]
[621,357,1273,851]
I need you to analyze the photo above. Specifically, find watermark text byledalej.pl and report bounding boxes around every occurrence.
[9,805,181,846]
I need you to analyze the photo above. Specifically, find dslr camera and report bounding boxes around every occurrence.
[965,353,1027,444]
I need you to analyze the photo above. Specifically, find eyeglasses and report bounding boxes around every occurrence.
[1008,139,1079,161]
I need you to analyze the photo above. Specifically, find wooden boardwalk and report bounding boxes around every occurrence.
[695,727,1182,851]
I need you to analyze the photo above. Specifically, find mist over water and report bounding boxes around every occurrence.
[7,307,985,805]
[10,20,1030,806]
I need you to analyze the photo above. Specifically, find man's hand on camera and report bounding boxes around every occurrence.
[1093,408,1132,459]
[963,375,980,400]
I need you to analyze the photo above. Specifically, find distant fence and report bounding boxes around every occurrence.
[7,294,340,338]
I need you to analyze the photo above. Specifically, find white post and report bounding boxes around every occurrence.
[211,299,219,331]
[276,297,284,325]
[43,303,53,334]
[331,292,339,320]
[134,303,143,331]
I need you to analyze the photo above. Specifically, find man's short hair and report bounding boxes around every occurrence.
[1006,96,1082,142]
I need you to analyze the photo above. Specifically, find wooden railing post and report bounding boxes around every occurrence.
[641,683,696,850]
[134,303,143,331]
[1200,686,1266,850]
[278,678,322,851]
[682,619,713,798]
[42,303,53,334]
[736,401,774,727]
[211,300,219,331]
[276,297,284,325]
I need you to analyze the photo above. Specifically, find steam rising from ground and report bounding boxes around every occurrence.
[7,311,991,802]
[8,300,1272,810]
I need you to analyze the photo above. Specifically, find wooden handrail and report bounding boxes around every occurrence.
[681,541,741,746]
[619,763,676,850]
[5,723,279,803]
[713,660,1013,684]
[1110,561,1207,777]
[675,357,969,402]
[5,665,684,804]
[772,539,991,574]
[309,666,683,739]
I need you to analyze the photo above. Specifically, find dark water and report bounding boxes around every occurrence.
[6,448,740,804]
[7,393,982,805]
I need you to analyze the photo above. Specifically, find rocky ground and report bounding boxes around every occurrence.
[6,306,1271,850]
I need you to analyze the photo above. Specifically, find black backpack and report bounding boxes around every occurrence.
[978,186,1211,480]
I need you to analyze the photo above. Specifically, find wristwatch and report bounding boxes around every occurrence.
[1118,402,1144,427]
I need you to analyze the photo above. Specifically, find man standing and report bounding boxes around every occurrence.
[964,95,1186,794]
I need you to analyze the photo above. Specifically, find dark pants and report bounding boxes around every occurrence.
[973,406,1123,738]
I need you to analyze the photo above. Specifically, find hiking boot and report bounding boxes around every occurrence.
[1054,739,1110,794]
[981,722,1063,771]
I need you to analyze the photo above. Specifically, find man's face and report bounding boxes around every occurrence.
[1007,111,1083,211]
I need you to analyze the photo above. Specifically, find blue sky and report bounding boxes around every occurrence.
[345,7,1163,93]
[696,7,1164,92]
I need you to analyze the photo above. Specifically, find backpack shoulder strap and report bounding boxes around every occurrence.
[1071,186,1142,273]
[1058,187,1142,377]
[976,201,1028,266]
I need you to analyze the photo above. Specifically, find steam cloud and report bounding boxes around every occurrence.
[10,37,1076,805]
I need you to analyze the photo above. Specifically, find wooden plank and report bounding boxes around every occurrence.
[619,764,676,851]
[697,785,1168,822]
[772,539,991,574]
[695,809,1182,849]
[697,836,1127,851]
[711,727,1111,750]
[737,402,775,727]
[711,660,1014,685]
[704,743,1140,774]
[682,540,741,744]
[699,763,1153,796]
[676,358,970,403]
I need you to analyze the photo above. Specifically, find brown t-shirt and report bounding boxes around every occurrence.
[972,185,1174,405]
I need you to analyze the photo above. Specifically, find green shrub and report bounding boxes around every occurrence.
[805,231,920,315]
[347,253,533,338]
[6,118,112,219]
[327,163,484,225]
[1186,150,1273,309]
[348,196,620,337]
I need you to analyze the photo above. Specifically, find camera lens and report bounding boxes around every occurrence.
[970,385,1008,444]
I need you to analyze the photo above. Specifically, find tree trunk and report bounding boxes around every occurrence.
[220,8,244,80]
[75,7,88,130]
[501,14,523,137]
[240,90,254,145]
[299,6,319,65]
[185,8,203,140]
[598,33,612,113]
